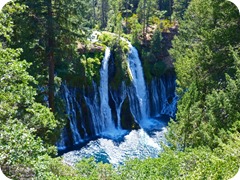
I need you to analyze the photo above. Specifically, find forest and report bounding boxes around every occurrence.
[0,0,240,179]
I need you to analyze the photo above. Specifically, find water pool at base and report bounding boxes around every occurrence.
[62,118,168,166]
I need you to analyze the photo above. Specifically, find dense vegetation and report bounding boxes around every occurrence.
[0,0,239,179]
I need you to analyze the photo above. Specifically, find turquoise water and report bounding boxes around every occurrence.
[62,117,168,166]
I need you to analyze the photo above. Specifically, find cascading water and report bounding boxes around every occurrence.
[57,127,69,150]
[126,43,166,131]
[126,44,149,123]
[110,82,127,129]
[149,76,177,118]
[150,78,161,117]
[63,84,82,145]
[57,40,177,165]
[62,128,167,166]
[99,47,115,132]
[84,82,102,135]
[84,47,120,137]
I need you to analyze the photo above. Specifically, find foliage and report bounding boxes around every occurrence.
[0,43,58,148]
[127,14,142,35]
[0,120,46,167]
[117,138,239,179]
[0,5,60,178]
[151,28,163,57]
[7,0,88,112]
[33,155,80,179]
[152,61,166,77]
[139,27,168,83]
[173,0,191,19]
[75,157,117,180]
[168,0,240,150]
[25,102,58,145]
[80,54,102,85]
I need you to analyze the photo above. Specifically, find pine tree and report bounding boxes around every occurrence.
[168,0,240,149]
[173,0,191,19]
[0,4,60,177]
[9,0,87,112]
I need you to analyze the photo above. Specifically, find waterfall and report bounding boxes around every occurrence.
[149,76,177,118]
[150,78,161,117]
[110,82,127,129]
[63,85,82,145]
[84,82,102,135]
[57,127,69,150]
[57,42,177,152]
[75,97,88,137]
[99,47,115,131]
[160,77,177,118]
[126,44,150,123]
[84,47,119,137]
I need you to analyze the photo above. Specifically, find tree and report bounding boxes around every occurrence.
[46,0,55,112]
[173,0,191,19]
[0,4,60,178]
[9,0,87,112]
[168,0,240,149]
[107,0,122,33]
[157,0,173,17]
[151,28,163,58]
[136,0,159,41]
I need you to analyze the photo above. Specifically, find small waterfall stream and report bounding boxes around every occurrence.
[99,47,115,132]
[84,82,102,135]
[57,42,177,165]
[110,82,127,129]
[149,77,177,118]
[63,85,82,145]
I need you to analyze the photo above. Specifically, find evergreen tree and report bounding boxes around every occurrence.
[137,0,159,41]
[0,4,60,177]
[151,28,163,58]
[168,0,240,149]
[100,0,109,29]
[173,0,191,19]
[158,0,173,17]
[9,0,87,112]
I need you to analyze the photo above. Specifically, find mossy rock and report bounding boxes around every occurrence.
[120,97,140,130]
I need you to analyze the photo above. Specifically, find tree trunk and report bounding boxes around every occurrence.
[158,0,163,11]
[126,0,129,34]
[101,0,108,29]
[92,0,96,26]
[47,0,55,112]
[142,0,147,43]
[146,0,151,30]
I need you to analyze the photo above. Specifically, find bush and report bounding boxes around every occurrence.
[0,120,47,179]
